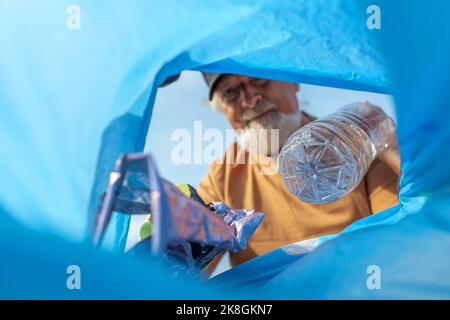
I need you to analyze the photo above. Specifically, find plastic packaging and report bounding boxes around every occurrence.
[278,102,396,204]
[94,153,265,275]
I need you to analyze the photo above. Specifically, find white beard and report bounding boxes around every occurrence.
[238,110,302,158]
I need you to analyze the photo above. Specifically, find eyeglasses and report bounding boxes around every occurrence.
[218,78,269,104]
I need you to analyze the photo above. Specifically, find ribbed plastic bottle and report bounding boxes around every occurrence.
[277,102,396,204]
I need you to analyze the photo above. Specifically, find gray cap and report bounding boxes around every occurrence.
[202,72,224,100]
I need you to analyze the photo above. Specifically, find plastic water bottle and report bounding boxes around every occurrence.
[277,102,396,204]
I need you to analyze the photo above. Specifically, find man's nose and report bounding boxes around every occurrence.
[241,87,260,109]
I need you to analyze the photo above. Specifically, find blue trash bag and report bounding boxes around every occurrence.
[1,0,449,298]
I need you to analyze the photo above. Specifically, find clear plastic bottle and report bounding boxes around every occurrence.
[277,101,396,204]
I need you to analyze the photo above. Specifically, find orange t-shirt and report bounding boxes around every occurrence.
[197,142,399,267]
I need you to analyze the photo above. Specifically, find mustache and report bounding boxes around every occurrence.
[238,110,303,157]
[238,100,277,124]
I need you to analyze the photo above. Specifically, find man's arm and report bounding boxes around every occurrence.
[366,155,400,214]
[377,132,401,176]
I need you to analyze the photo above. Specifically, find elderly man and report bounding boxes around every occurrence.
[196,73,399,267]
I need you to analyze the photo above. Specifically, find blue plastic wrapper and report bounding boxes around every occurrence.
[94,153,265,274]
[207,202,265,252]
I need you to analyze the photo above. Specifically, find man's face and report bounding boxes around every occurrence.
[213,75,300,130]
[212,75,302,157]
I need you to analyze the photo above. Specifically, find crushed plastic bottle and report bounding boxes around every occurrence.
[277,102,396,204]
